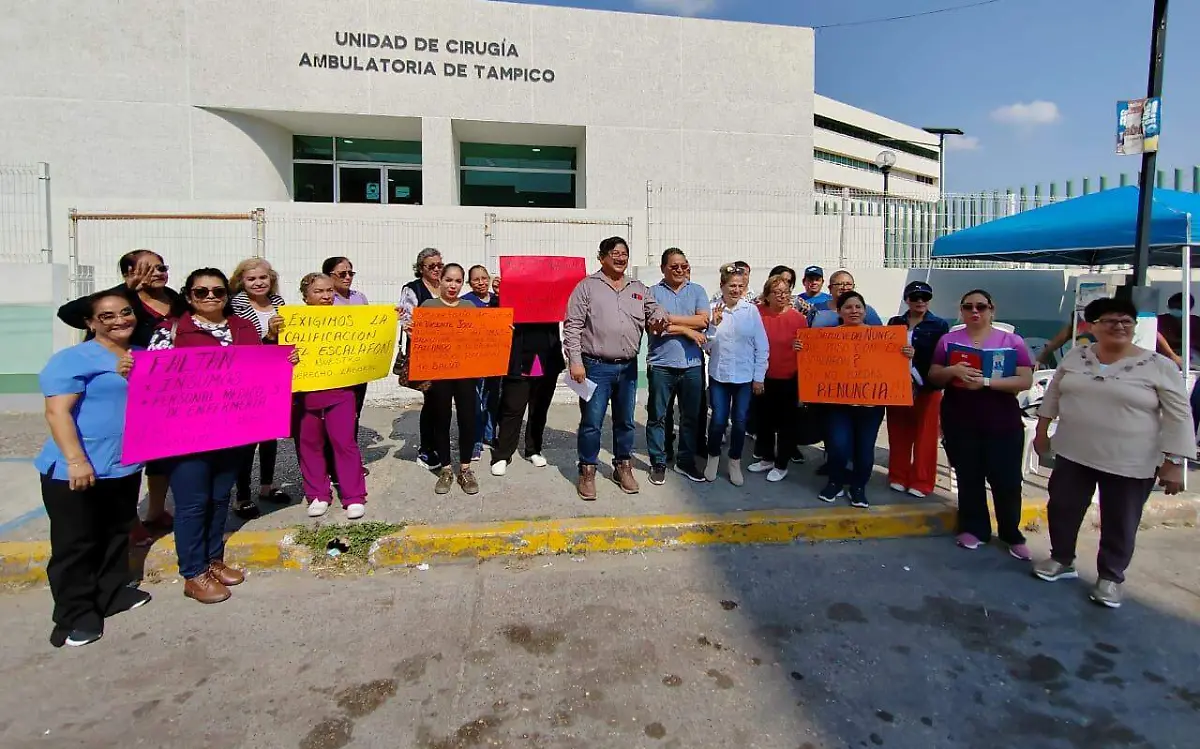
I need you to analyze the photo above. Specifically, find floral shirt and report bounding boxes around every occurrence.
[147,318,234,349]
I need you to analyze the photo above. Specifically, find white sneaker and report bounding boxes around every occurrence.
[889,482,906,493]
[728,458,744,487]
[747,460,774,473]
[491,460,508,476]
[907,488,926,498]
[306,500,330,518]
[529,454,548,468]
[703,458,719,482]
[345,503,365,520]
[767,467,788,483]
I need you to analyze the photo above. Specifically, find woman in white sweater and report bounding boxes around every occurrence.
[1033,296,1195,609]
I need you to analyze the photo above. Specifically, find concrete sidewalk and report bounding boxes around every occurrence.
[2,406,1196,586]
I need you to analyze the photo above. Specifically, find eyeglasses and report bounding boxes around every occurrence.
[960,303,992,312]
[1094,318,1136,329]
[190,286,228,300]
[332,270,356,279]
[423,262,444,271]
[770,289,791,297]
[907,293,932,303]
[95,307,135,324]
[666,263,690,271]
[830,282,854,289]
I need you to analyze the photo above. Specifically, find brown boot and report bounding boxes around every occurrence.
[208,560,245,587]
[184,571,231,604]
[577,464,598,501]
[612,460,640,494]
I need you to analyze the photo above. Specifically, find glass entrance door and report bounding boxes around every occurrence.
[337,166,383,204]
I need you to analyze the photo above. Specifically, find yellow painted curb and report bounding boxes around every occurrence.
[1,501,1052,587]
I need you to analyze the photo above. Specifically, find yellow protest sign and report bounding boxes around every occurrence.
[278,305,398,392]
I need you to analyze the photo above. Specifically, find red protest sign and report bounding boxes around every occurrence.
[499,256,587,323]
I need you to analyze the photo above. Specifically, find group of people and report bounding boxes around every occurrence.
[33,239,1196,647]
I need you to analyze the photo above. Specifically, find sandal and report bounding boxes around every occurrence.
[261,488,293,504]
[231,498,261,520]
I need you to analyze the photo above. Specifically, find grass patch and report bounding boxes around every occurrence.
[292,521,405,561]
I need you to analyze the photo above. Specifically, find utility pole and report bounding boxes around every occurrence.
[1129,0,1169,290]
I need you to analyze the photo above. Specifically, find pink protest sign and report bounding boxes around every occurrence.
[121,346,295,463]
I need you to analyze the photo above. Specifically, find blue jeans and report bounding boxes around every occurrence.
[707,379,753,459]
[825,406,885,490]
[647,365,703,468]
[166,449,241,579]
[473,377,501,454]
[578,357,638,466]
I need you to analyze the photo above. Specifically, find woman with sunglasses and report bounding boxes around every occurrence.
[421,263,481,495]
[293,273,370,520]
[886,281,950,499]
[1032,297,1194,609]
[398,248,445,470]
[37,290,148,648]
[229,258,290,519]
[321,257,370,481]
[929,289,1035,559]
[57,249,182,548]
[147,269,263,604]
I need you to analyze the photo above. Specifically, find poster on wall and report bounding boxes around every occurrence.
[1116,97,1161,156]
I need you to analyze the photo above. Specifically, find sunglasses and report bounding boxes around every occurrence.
[907,293,932,303]
[666,263,690,271]
[960,303,992,313]
[332,270,356,279]
[190,286,228,300]
[95,307,135,324]
[423,262,444,271]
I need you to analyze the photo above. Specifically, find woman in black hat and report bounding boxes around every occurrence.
[886,281,950,498]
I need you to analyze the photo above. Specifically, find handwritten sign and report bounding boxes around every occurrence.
[279,304,398,392]
[122,347,294,463]
[499,255,587,323]
[409,307,514,380]
[796,325,912,407]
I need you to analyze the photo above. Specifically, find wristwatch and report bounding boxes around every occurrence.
[981,377,992,388]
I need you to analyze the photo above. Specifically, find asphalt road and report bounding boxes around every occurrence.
[1,528,1198,749]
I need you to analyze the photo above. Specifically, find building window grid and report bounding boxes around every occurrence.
[814,115,941,162]
[814,150,934,186]
[292,136,422,204]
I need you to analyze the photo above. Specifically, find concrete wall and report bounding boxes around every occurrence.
[0,263,72,412]
[1,0,815,215]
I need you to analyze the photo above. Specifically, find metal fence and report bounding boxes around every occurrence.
[0,163,52,264]
[647,181,1073,272]
[485,213,634,271]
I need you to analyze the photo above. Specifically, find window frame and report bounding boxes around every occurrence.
[458,142,579,208]
[291,136,423,205]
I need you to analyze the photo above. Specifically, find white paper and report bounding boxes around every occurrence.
[561,371,598,402]
[907,329,923,387]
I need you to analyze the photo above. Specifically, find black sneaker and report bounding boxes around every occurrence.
[105,587,152,617]
[848,487,870,509]
[65,629,103,648]
[815,462,830,477]
[673,463,707,483]
[791,450,806,464]
[649,465,667,486]
[817,482,845,503]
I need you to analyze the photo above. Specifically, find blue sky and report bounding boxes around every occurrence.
[502,0,1199,193]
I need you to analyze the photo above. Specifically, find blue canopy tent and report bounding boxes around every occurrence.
[931,186,1199,266]
[933,187,1200,485]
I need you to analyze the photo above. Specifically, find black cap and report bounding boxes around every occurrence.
[803,265,824,279]
[903,281,933,298]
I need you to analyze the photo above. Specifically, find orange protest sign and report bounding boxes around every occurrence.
[796,325,913,406]
[409,307,514,381]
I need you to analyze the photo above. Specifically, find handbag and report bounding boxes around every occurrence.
[392,330,430,392]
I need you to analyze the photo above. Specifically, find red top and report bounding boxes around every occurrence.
[161,313,263,348]
[759,305,807,379]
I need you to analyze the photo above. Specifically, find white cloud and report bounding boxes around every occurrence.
[944,134,981,152]
[633,0,719,16]
[990,100,1061,127]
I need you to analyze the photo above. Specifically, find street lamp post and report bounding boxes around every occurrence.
[876,151,897,264]
[921,127,965,197]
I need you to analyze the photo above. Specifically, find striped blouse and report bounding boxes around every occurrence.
[231,291,287,340]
